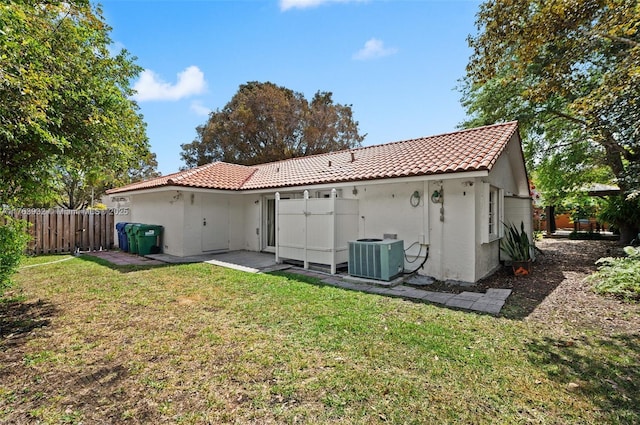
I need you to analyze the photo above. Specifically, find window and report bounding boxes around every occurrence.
[482,183,503,243]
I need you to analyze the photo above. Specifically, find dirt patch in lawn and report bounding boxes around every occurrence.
[430,238,640,335]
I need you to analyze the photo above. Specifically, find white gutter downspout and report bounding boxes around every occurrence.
[275,192,280,265]
[330,188,337,275]
[303,190,309,270]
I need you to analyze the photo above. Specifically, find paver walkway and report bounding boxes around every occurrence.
[292,269,511,315]
[84,250,511,315]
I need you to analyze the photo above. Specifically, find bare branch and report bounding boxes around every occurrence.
[545,109,588,127]
[594,31,640,48]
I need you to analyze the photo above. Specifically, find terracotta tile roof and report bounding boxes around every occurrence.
[107,162,257,193]
[107,121,519,194]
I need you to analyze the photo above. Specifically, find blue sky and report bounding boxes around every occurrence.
[101,0,481,175]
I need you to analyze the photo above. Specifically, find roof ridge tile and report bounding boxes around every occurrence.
[167,162,217,184]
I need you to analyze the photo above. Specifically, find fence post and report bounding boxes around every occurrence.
[56,210,63,253]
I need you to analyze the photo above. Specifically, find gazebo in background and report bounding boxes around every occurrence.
[537,183,620,236]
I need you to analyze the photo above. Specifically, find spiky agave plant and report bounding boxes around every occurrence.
[500,221,532,262]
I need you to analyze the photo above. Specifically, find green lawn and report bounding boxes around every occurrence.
[1,255,638,424]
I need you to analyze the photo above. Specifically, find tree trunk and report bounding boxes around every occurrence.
[545,206,556,235]
[617,223,639,246]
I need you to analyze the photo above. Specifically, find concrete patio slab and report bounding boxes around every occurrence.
[404,275,436,286]
[146,253,217,264]
[207,251,279,270]
[203,251,281,273]
[261,264,293,273]
[205,259,260,273]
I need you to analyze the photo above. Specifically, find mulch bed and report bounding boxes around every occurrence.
[429,238,640,335]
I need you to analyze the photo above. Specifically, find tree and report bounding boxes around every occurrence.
[461,0,640,243]
[0,0,154,207]
[53,151,159,209]
[181,81,365,167]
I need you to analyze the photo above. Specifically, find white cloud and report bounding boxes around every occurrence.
[280,0,366,11]
[190,100,211,117]
[352,38,398,60]
[132,66,207,102]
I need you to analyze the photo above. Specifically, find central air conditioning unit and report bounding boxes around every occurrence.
[348,239,404,281]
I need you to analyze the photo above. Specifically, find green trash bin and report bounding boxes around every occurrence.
[125,223,141,254]
[135,224,163,256]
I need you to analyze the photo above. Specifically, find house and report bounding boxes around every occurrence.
[106,121,533,283]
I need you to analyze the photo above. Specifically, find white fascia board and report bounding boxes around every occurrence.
[110,185,243,198]
[171,187,244,195]
[240,171,490,195]
[111,170,490,198]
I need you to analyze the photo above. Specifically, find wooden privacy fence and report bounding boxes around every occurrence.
[2,209,116,255]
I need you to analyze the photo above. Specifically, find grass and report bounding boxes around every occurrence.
[0,255,638,423]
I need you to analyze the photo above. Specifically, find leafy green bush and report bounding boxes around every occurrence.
[588,246,640,301]
[0,216,31,296]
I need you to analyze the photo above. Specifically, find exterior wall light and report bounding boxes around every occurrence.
[410,191,421,207]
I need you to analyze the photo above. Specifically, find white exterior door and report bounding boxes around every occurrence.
[201,196,229,252]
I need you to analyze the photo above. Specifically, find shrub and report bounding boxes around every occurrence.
[500,221,533,262]
[0,216,31,296]
[588,246,640,301]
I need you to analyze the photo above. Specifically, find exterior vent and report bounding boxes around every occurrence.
[348,239,404,281]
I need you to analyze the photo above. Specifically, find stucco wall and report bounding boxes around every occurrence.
[129,191,185,256]
[348,181,427,263]
[424,179,477,282]
[181,192,246,256]
[102,196,132,249]
[504,196,534,260]
[228,196,246,251]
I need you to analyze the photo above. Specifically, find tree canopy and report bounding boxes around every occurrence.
[0,0,156,208]
[461,0,639,241]
[181,81,365,168]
